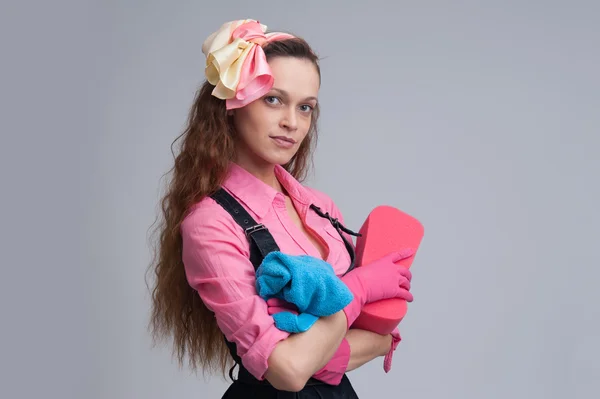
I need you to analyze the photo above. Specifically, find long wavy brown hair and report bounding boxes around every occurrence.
[147,36,322,377]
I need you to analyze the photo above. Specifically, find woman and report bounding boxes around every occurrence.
[149,19,414,398]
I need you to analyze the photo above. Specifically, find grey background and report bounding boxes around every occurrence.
[2,0,598,398]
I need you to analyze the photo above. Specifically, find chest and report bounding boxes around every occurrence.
[283,196,329,261]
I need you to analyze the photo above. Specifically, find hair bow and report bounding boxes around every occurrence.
[201,19,294,109]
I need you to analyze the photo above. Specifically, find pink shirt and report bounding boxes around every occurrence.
[181,162,398,383]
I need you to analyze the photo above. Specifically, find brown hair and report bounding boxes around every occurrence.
[147,36,321,377]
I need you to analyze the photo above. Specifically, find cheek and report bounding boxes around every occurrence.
[236,108,274,136]
[233,113,259,140]
[300,116,313,135]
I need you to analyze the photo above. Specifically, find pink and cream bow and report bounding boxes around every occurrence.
[201,19,294,109]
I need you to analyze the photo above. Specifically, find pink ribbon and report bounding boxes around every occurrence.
[226,20,294,109]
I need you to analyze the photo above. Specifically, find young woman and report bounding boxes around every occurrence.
[149,19,414,398]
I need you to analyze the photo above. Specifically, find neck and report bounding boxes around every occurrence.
[233,156,284,193]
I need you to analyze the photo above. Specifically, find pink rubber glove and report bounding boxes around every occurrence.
[266,298,299,316]
[341,249,414,328]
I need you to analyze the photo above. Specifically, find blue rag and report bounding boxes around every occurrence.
[255,251,354,333]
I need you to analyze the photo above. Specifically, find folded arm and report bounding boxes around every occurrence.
[345,329,393,372]
[181,204,348,392]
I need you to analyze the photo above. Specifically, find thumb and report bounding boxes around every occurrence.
[391,248,415,263]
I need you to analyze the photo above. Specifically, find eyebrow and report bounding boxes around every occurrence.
[270,88,318,102]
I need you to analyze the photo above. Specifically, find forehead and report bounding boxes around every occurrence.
[267,57,320,99]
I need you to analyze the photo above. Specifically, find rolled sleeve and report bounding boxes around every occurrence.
[312,338,351,385]
[383,327,402,372]
[181,202,290,380]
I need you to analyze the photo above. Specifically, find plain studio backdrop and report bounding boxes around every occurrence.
[1,1,598,398]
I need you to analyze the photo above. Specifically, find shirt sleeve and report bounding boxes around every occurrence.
[312,338,351,385]
[384,327,402,372]
[180,201,290,380]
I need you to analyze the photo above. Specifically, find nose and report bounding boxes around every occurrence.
[279,107,298,131]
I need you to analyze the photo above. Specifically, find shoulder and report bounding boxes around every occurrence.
[181,195,247,249]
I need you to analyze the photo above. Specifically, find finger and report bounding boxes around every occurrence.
[397,290,414,302]
[266,298,299,312]
[398,267,412,281]
[267,307,287,315]
[266,298,287,307]
[398,277,411,291]
[267,307,281,315]
[267,298,295,309]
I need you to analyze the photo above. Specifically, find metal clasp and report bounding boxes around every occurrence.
[245,224,267,237]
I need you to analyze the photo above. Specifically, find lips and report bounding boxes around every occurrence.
[270,136,296,144]
[270,135,297,149]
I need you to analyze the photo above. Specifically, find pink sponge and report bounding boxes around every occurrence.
[351,205,424,335]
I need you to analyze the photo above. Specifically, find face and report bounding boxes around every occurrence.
[231,56,320,171]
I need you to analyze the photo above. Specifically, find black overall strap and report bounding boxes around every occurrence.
[210,188,280,269]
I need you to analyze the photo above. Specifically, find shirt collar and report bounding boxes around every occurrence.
[222,162,314,219]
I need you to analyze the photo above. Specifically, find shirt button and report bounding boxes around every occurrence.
[273,194,286,208]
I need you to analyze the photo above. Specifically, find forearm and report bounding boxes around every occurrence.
[265,310,348,390]
[345,329,392,372]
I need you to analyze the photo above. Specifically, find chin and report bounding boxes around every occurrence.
[259,150,297,166]
[266,155,295,166]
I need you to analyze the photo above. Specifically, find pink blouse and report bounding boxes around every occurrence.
[180,162,399,383]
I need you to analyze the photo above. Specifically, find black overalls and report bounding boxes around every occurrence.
[209,188,362,399]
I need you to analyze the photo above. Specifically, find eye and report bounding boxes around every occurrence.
[264,96,281,105]
[299,104,314,113]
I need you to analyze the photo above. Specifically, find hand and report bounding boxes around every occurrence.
[266,298,318,333]
[341,249,414,327]
[266,298,299,316]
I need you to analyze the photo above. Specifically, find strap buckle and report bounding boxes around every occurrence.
[245,224,267,237]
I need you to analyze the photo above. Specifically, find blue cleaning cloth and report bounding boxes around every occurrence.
[255,251,354,333]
